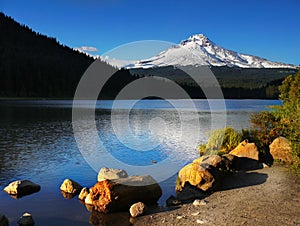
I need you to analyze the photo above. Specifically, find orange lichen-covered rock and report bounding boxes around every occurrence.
[229,140,259,161]
[89,175,162,213]
[270,137,293,163]
[177,155,223,192]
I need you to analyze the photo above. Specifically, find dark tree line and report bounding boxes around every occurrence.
[0,12,94,98]
[0,12,297,99]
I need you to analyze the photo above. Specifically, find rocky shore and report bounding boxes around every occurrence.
[1,138,299,225]
[133,164,300,226]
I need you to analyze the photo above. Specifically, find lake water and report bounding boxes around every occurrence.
[0,99,280,225]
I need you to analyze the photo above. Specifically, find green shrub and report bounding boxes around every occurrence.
[249,70,300,172]
[200,127,242,155]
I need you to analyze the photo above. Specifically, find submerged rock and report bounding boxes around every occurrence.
[0,214,9,226]
[4,180,40,197]
[97,167,128,181]
[129,202,146,217]
[60,179,82,195]
[17,213,34,226]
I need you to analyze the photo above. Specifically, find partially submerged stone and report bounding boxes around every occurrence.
[97,167,128,182]
[60,179,82,195]
[0,214,9,226]
[17,213,34,226]
[85,193,93,205]
[4,180,40,197]
[129,202,146,217]
[78,187,89,201]
[89,175,162,213]
[166,195,182,206]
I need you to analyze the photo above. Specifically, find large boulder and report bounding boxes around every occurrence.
[89,175,162,213]
[176,155,222,192]
[229,140,259,161]
[270,137,293,163]
[97,168,128,181]
[60,179,82,195]
[0,214,9,226]
[4,180,40,197]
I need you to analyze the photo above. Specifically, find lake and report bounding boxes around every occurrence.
[0,99,280,225]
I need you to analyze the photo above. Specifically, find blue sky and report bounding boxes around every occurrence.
[1,0,299,65]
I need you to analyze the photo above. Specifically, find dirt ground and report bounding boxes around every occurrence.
[132,164,300,226]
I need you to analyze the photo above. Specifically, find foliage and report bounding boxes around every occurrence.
[249,111,282,150]
[200,127,242,155]
[250,70,300,171]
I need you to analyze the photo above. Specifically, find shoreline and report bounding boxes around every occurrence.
[132,164,300,225]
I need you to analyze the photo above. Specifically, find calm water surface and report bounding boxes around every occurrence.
[0,99,280,225]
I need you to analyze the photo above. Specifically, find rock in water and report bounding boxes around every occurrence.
[17,213,34,226]
[129,202,146,217]
[97,168,128,181]
[166,195,182,206]
[0,214,9,226]
[85,193,93,205]
[4,180,40,197]
[60,179,82,195]
[78,187,89,201]
[229,140,259,160]
[270,137,293,163]
[89,175,162,213]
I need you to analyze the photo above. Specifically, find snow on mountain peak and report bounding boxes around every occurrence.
[125,34,296,69]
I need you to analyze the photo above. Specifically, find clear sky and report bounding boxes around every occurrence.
[1,0,299,65]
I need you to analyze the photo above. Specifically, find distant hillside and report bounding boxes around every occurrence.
[130,66,298,99]
[0,12,297,99]
[0,12,96,98]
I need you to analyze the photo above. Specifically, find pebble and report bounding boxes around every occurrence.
[191,212,200,216]
[193,199,208,206]
[197,219,208,224]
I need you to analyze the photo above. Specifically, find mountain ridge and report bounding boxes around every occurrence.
[126,34,296,69]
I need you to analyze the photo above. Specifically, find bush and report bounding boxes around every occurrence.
[200,127,242,155]
[250,70,300,172]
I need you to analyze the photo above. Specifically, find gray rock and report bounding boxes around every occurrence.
[17,213,34,226]
[0,214,9,226]
[129,202,146,217]
[60,179,82,195]
[97,168,128,181]
[4,180,40,197]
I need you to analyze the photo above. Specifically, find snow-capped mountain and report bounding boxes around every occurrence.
[126,34,296,69]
